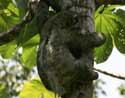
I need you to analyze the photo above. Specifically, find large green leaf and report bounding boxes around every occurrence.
[19,78,59,98]
[0,41,17,58]
[94,5,124,63]
[18,35,39,68]
[20,46,37,69]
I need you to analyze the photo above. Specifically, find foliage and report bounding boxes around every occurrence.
[0,0,39,68]
[94,5,125,63]
[0,56,35,98]
[20,78,60,98]
[0,0,19,32]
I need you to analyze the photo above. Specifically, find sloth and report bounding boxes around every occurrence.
[37,10,106,96]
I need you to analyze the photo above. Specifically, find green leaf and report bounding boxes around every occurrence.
[95,5,105,17]
[113,9,125,53]
[95,6,125,61]
[94,33,113,63]
[19,35,40,68]
[113,26,125,53]
[103,5,121,12]
[0,41,17,58]
[22,34,40,47]
[0,2,19,32]
[114,9,125,27]
[7,3,19,17]
[0,84,11,98]
[0,16,7,32]
[94,5,121,63]
[17,17,39,46]
[20,46,37,69]
[15,0,28,18]
[19,78,59,98]
[95,5,120,18]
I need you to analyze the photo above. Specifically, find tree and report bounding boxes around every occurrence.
[0,0,125,98]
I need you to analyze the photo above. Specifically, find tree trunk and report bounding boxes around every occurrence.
[61,1,96,98]
[62,1,96,98]
[37,0,105,98]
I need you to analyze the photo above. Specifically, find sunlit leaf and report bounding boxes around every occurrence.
[20,78,59,98]
[94,5,125,63]
[22,34,40,47]
[20,46,37,69]
[0,41,17,58]
[18,35,40,69]
[7,3,19,17]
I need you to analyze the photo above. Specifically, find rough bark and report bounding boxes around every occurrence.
[37,0,105,98]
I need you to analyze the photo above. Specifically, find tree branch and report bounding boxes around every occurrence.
[94,67,125,80]
[0,0,39,45]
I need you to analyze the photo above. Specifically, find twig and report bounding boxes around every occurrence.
[94,67,125,80]
[0,0,39,45]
